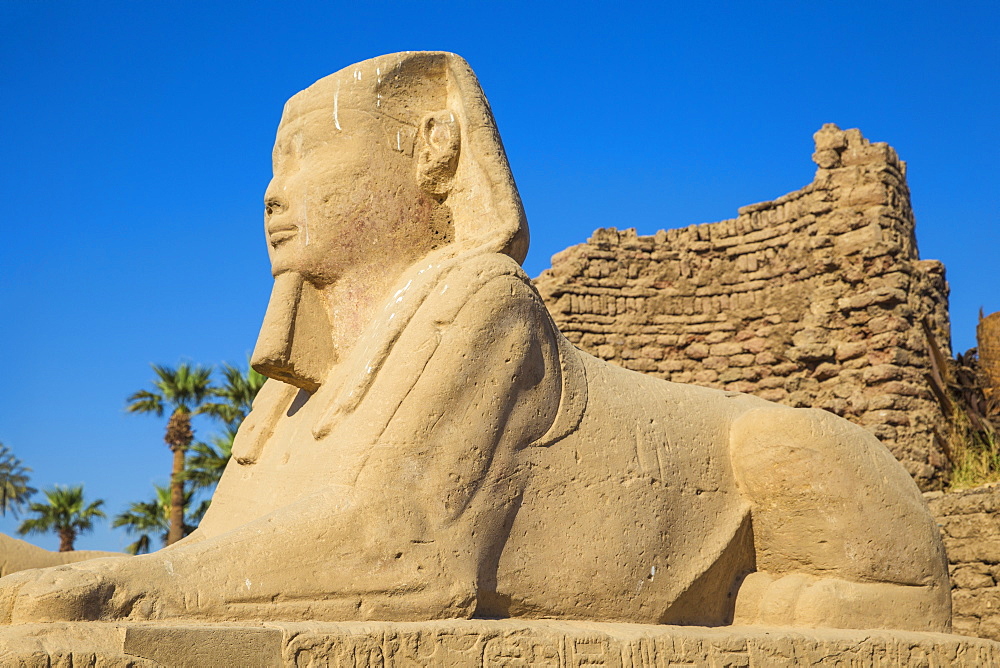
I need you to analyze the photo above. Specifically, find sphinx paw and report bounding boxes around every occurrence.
[0,558,158,624]
[6,565,111,623]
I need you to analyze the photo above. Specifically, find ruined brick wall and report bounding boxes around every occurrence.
[535,124,951,489]
[927,486,1000,640]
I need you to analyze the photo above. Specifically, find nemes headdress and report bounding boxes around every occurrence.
[278,51,528,262]
[241,53,534,460]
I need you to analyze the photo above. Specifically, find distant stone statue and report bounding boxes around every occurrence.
[0,52,951,632]
[0,534,118,578]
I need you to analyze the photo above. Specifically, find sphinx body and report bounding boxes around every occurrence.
[0,52,951,632]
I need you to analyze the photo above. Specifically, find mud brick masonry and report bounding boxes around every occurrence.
[536,124,951,491]
[928,485,1000,641]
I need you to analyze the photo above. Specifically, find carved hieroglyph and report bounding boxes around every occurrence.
[3,620,1000,667]
[0,52,952,633]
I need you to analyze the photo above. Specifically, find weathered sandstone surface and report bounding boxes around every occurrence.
[2,619,998,667]
[929,485,1000,641]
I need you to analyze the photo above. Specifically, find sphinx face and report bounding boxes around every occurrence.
[263,104,434,286]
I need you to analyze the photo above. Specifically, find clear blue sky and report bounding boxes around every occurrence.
[1,1,997,551]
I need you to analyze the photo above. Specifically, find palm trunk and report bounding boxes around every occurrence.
[164,410,194,546]
[58,527,75,552]
[167,446,186,545]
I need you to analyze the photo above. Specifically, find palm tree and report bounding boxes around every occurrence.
[185,428,237,493]
[201,362,267,430]
[126,363,214,545]
[112,484,209,554]
[0,443,36,517]
[17,485,106,552]
[188,363,266,494]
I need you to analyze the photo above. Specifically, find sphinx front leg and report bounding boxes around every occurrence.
[0,555,167,624]
[0,486,480,624]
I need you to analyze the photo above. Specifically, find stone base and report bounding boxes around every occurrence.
[2,619,999,667]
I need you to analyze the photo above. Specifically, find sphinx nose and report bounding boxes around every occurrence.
[265,198,286,218]
[264,186,288,219]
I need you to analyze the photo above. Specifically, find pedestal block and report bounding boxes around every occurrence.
[2,619,999,667]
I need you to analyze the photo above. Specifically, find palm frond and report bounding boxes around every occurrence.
[16,485,106,548]
[197,401,243,424]
[112,483,203,554]
[183,429,236,491]
[125,389,165,417]
[0,443,36,517]
[201,361,266,430]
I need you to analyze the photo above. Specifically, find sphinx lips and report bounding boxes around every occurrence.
[268,226,298,246]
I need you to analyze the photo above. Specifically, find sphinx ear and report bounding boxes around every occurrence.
[416,110,460,198]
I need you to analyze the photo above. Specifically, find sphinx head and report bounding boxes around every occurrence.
[252,52,528,391]
[262,51,528,286]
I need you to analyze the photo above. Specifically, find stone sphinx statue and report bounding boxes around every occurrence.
[0,52,951,633]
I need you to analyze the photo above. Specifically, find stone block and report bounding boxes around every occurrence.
[862,364,905,383]
[691,369,719,384]
[672,370,694,384]
[638,346,664,360]
[866,332,905,352]
[868,423,897,440]
[952,615,983,639]
[934,486,1000,516]
[787,390,818,407]
[952,566,996,590]
[718,368,744,383]
[947,539,1000,565]
[862,409,910,427]
[848,396,870,414]
[656,359,689,373]
[834,224,884,257]
[2,620,1000,667]
[819,398,849,416]
[758,376,786,390]
[719,380,752,393]
[771,362,800,377]
[813,149,841,169]
[879,381,925,398]
[943,513,1000,541]
[786,344,835,363]
[838,287,908,311]
[757,388,788,402]
[685,343,709,359]
[842,357,868,370]
[869,314,908,334]
[754,351,779,365]
[705,330,731,344]
[792,327,830,346]
[596,344,618,359]
[813,362,842,380]
[809,299,839,316]
[702,355,729,370]
[979,616,1000,644]
[710,342,744,356]
[814,123,849,151]
[953,588,1000,618]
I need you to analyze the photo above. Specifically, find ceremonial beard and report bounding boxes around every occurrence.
[251,272,336,394]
